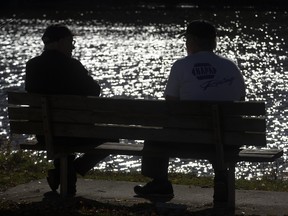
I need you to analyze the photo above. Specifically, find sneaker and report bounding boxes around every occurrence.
[67,186,77,197]
[46,169,60,192]
[134,180,174,198]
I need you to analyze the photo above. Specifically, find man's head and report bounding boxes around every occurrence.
[182,20,217,54]
[42,24,75,57]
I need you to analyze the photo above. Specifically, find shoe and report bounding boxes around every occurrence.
[134,180,174,198]
[67,186,76,197]
[46,169,60,192]
[55,181,77,197]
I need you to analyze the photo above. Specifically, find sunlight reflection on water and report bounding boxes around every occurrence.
[1,9,288,179]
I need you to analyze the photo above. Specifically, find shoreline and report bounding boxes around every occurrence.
[2,0,286,10]
[0,2,286,21]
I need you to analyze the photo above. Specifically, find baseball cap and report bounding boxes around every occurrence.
[180,20,216,39]
[42,24,73,44]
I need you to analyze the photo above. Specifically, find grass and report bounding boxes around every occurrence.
[1,150,287,193]
[0,150,51,191]
[0,150,288,215]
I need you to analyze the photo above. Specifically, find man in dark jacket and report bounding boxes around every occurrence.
[25,24,110,195]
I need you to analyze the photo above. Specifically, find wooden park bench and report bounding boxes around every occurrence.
[7,91,283,209]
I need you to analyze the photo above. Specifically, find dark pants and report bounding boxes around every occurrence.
[141,140,217,180]
[37,136,116,176]
[141,140,240,202]
[141,140,169,180]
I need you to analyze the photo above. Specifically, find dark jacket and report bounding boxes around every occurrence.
[25,49,100,96]
[25,49,101,144]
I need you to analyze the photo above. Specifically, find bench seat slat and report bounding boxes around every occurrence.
[63,143,282,162]
[20,142,282,163]
[238,149,283,162]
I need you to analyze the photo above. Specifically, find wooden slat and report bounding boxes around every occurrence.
[224,132,266,147]
[55,142,216,158]
[238,149,283,162]
[10,121,212,143]
[219,102,265,115]
[224,117,265,132]
[46,96,265,116]
[52,124,215,144]
[166,100,265,116]
[8,107,42,121]
[55,143,281,162]
[8,107,266,132]
[8,92,42,106]
[10,121,266,147]
[20,141,282,163]
[8,107,213,129]
[9,121,44,135]
[8,92,266,116]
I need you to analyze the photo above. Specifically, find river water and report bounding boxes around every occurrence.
[0,7,288,180]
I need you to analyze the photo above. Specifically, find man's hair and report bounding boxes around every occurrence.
[42,24,73,45]
[183,20,217,51]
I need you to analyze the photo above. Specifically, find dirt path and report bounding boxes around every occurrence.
[1,178,288,215]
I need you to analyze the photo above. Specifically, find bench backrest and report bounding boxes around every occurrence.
[8,91,266,167]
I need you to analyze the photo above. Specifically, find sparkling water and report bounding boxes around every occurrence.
[0,8,287,179]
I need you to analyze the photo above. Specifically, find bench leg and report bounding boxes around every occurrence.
[213,163,236,211]
[60,155,68,197]
[227,163,235,210]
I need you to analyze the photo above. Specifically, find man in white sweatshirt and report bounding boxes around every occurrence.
[134,20,246,203]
